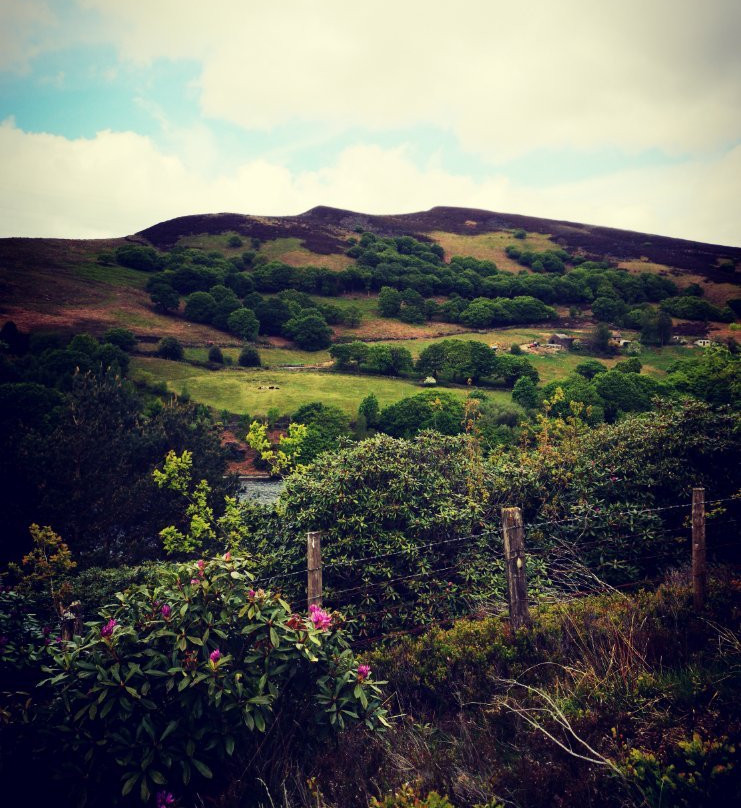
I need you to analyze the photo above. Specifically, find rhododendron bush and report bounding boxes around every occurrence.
[37,555,388,805]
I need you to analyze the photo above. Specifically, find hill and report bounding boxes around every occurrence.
[1,206,739,340]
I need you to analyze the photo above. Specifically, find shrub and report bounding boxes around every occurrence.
[284,311,332,351]
[156,337,184,361]
[103,328,137,352]
[238,345,261,367]
[115,245,164,272]
[37,556,388,805]
[512,376,539,409]
[370,783,455,807]
[227,234,243,248]
[183,291,217,324]
[226,307,259,341]
[208,345,224,364]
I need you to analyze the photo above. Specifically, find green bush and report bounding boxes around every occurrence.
[226,307,259,341]
[207,345,224,364]
[238,345,261,367]
[156,337,184,361]
[38,555,388,805]
[370,783,455,807]
[103,328,137,352]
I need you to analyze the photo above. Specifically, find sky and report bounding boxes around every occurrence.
[0,0,740,245]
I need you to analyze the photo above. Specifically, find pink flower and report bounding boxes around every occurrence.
[248,589,256,599]
[197,559,205,571]
[156,791,176,808]
[223,551,231,561]
[209,649,221,663]
[309,604,332,632]
[190,578,200,585]
[357,664,371,682]
[161,604,171,619]
[100,619,117,638]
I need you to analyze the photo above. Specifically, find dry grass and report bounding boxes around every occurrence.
[430,230,561,273]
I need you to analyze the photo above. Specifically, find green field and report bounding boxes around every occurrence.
[131,357,515,417]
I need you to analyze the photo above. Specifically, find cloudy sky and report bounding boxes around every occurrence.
[1,0,740,245]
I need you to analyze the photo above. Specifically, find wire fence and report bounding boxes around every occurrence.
[252,490,739,644]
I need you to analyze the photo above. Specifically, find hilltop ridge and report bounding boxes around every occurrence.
[135,205,741,279]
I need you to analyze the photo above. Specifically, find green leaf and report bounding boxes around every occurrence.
[225,735,235,756]
[150,770,166,785]
[191,759,213,779]
[121,772,139,796]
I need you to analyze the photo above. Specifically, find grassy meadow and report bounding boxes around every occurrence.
[131,356,515,417]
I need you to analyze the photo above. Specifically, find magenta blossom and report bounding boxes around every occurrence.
[100,619,117,638]
[190,577,200,585]
[309,604,332,631]
[209,649,221,663]
[357,664,371,682]
[156,791,176,808]
[161,604,171,619]
[223,551,231,561]
[197,559,205,571]
[248,589,256,598]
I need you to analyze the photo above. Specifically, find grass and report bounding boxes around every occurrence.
[130,357,514,417]
[258,238,353,271]
[175,231,251,255]
[183,345,332,366]
[430,230,561,272]
[71,262,149,290]
[175,234,352,270]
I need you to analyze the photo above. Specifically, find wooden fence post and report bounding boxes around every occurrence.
[501,507,531,630]
[307,531,323,608]
[692,488,706,610]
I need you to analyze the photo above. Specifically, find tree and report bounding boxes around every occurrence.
[378,391,464,438]
[358,393,380,428]
[208,346,224,364]
[585,322,615,355]
[341,305,362,328]
[592,296,627,323]
[156,337,184,361]
[226,307,260,341]
[292,402,351,463]
[640,310,673,346]
[115,244,164,272]
[0,371,233,566]
[490,354,539,387]
[238,346,261,367]
[148,280,180,313]
[103,328,137,352]
[184,291,217,324]
[512,376,539,409]
[330,341,368,372]
[378,286,402,317]
[284,312,332,351]
[614,358,642,374]
[255,298,294,336]
[575,360,608,380]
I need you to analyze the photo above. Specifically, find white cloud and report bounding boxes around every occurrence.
[2,120,739,245]
[0,1,56,71]
[71,0,741,160]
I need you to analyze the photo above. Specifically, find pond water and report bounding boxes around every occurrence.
[237,477,286,506]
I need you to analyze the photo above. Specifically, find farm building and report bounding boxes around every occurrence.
[548,333,575,349]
